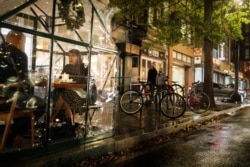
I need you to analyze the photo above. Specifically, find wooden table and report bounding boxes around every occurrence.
[53,82,87,89]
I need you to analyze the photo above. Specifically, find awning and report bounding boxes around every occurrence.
[116,42,140,55]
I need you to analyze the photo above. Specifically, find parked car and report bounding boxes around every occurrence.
[196,82,244,99]
[212,83,235,97]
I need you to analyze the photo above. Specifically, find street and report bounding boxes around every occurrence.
[107,107,250,167]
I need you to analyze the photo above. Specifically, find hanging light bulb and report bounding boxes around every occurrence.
[73,0,83,12]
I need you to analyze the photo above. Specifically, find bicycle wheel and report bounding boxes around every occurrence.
[158,84,174,100]
[160,93,186,118]
[172,84,184,97]
[119,90,143,114]
[187,92,210,114]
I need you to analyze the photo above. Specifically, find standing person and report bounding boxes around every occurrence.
[147,62,157,100]
[51,49,89,125]
[0,30,46,147]
[156,68,166,91]
[243,79,249,98]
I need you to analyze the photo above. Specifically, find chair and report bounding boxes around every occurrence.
[0,88,36,152]
[74,104,101,128]
[78,104,101,122]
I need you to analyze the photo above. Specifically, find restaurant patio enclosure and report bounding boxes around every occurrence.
[0,0,118,154]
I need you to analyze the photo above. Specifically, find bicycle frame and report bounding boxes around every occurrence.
[186,81,210,113]
[139,82,153,105]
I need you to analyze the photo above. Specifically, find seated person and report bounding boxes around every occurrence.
[51,49,88,125]
[0,30,46,147]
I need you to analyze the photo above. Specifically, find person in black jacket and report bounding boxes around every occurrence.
[0,30,28,82]
[0,30,46,147]
[0,30,46,109]
[147,62,157,100]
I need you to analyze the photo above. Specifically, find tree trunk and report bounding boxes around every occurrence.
[203,0,216,108]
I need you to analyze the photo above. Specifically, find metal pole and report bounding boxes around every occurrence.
[235,41,239,92]
[233,40,241,102]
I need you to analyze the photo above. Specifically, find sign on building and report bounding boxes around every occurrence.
[194,48,202,56]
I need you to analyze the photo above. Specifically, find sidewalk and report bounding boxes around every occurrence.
[3,101,250,167]
[113,102,247,152]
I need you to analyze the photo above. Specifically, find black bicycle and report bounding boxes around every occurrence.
[119,82,154,114]
[171,81,184,97]
[159,92,186,118]
[165,76,184,97]
[119,82,186,118]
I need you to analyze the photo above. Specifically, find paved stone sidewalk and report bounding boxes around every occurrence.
[2,102,250,167]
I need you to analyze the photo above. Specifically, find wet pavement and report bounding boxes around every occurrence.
[2,97,250,167]
[113,98,242,139]
[71,100,250,167]
[108,107,250,167]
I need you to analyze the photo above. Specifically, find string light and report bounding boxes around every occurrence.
[57,0,85,30]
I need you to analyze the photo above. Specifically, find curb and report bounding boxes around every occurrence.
[3,104,250,167]
[114,104,248,152]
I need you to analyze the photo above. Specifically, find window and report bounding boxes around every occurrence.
[148,60,151,68]
[173,51,192,64]
[142,59,146,67]
[173,51,177,59]
[187,57,192,64]
[213,48,218,59]
[182,55,186,61]
[132,57,138,67]
[245,49,250,59]
[177,52,182,60]
[245,36,249,45]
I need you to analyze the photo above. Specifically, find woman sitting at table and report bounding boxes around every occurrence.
[51,49,88,125]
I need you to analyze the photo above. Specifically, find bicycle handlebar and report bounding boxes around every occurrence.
[192,80,200,86]
[165,76,179,84]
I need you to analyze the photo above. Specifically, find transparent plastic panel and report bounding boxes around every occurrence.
[1,0,117,50]
[75,49,117,137]
[2,0,54,33]
[50,46,116,139]
[91,4,117,50]
[0,0,31,17]
[0,0,117,153]
[0,28,50,149]
[53,0,117,50]
[54,0,91,43]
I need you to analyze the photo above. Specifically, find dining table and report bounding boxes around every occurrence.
[53,82,87,89]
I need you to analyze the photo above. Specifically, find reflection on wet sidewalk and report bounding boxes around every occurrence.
[1,96,244,153]
[114,100,242,140]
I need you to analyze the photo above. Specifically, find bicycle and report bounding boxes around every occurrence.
[120,82,186,119]
[164,76,184,97]
[171,81,184,97]
[158,78,186,118]
[119,82,154,115]
[159,91,186,119]
[186,81,210,114]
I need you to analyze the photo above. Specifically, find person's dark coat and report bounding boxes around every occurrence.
[147,67,157,84]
